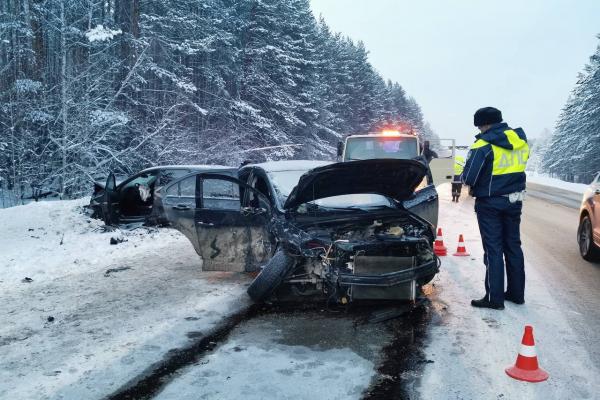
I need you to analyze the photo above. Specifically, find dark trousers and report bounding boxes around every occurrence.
[475,196,525,304]
[451,180,462,199]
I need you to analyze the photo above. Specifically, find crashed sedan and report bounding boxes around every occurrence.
[157,159,440,303]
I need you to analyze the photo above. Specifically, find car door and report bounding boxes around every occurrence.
[101,173,119,225]
[163,174,199,251]
[164,173,273,272]
[403,157,439,229]
[427,138,456,186]
[592,173,600,244]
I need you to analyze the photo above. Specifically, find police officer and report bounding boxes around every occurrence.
[452,155,465,202]
[462,107,529,310]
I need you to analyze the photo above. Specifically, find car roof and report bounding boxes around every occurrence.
[247,160,332,172]
[140,164,234,172]
[346,133,418,139]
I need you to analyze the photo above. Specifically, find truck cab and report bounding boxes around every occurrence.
[338,131,420,162]
[337,130,455,187]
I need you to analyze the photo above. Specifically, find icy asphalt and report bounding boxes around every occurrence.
[1,185,599,399]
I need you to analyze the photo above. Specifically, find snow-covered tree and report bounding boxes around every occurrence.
[0,0,432,200]
[543,34,600,183]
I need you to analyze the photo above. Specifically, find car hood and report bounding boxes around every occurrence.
[284,159,428,209]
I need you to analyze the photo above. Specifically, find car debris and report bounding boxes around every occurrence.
[22,277,33,283]
[110,235,125,245]
[104,266,132,277]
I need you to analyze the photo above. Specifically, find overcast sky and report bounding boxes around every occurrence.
[309,0,600,144]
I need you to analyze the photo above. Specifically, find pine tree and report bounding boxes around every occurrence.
[543,34,600,183]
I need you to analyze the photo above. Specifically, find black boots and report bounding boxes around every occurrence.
[504,292,525,305]
[471,297,505,310]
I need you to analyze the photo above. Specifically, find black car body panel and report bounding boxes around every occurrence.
[157,173,273,272]
[159,160,440,303]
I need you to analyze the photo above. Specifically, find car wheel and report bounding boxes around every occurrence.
[417,273,436,286]
[247,250,296,302]
[578,215,600,262]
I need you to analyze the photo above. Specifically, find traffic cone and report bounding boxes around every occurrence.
[453,234,470,256]
[433,227,447,256]
[505,325,549,383]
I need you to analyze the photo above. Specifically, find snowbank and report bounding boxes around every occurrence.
[527,173,589,194]
[0,199,251,399]
[0,198,178,282]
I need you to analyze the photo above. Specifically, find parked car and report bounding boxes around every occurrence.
[578,172,600,261]
[88,165,234,226]
[156,159,440,303]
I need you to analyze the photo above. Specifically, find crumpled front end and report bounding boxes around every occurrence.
[289,214,439,303]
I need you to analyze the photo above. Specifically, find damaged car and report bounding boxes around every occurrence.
[88,165,234,226]
[158,159,440,304]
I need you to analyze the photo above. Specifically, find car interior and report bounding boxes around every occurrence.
[119,171,159,217]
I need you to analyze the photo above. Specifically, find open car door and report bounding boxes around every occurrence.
[402,157,439,229]
[162,173,273,272]
[101,173,119,225]
[427,138,456,186]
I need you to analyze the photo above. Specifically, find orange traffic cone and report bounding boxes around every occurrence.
[433,227,447,256]
[505,325,549,383]
[453,234,470,256]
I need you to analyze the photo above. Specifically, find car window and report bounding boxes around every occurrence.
[345,137,418,161]
[159,169,190,186]
[163,175,196,206]
[122,171,159,190]
[203,178,240,210]
[165,182,179,197]
[267,170,307,200]
[180,176,196,197]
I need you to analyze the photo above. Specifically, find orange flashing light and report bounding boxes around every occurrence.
[381,130,402,136]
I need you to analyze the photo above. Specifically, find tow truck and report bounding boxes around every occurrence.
[336,130,456,186]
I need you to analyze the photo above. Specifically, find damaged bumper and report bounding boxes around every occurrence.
[338,258,439,287]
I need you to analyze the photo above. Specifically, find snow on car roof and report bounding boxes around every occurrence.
[250,160,332,172]
[141,164,233,172]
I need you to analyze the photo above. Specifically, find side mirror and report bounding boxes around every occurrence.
[337,141,344,158]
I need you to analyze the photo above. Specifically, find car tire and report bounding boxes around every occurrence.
[247,250,296,302]
[417,273,436,286]
[578,215,600,262]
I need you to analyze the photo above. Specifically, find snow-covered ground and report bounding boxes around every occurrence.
[417,184,599,399]
[527,172,589,194]
[0,199,251,399]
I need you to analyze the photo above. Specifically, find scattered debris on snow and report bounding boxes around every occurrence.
[0,199,251,399]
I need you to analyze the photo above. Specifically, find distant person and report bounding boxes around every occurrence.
[422,141,438,163]
[452,155,465,202]
[462,107,529,310]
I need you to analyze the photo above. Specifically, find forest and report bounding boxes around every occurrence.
[0,0,434,203]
